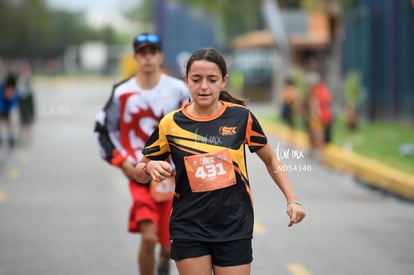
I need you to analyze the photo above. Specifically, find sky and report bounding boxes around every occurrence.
[45,0,139,12]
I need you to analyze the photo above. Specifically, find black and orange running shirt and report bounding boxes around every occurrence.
[142,101,267,242]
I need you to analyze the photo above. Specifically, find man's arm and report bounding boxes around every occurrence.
[93,85,126,167]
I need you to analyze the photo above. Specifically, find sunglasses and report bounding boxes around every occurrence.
[135,33,161,44]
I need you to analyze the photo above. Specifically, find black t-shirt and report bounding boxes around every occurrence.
[143,101,267,242]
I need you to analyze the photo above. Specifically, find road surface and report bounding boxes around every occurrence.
[0,77,413,275]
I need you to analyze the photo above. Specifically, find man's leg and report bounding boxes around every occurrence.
[158,244,170,275]
[139,220,158,275]
[0,117,7,146]
[157,200,172,275]
[5,115,15,147]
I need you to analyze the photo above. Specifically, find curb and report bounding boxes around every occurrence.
[259,119,414,201]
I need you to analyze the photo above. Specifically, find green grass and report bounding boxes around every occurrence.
[332,117,414,175]
[264,114,414,176]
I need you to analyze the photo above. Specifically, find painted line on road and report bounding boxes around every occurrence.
[253,220,266,234]
[0,190,7,202]
[287,263,312,275]
[8,168,20,180]
[18,152,29,164]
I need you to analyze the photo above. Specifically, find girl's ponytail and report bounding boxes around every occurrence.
[219,90,247,106]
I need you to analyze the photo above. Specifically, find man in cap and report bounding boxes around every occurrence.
[94,33,190,275]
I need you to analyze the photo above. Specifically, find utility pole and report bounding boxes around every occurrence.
[261,0,292,106]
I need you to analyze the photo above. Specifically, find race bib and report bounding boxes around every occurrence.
[150,176,175,202]
[184,149,236,193]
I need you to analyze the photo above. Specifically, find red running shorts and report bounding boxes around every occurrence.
[128,181,172,246]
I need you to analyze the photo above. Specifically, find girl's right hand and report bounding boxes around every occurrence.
[147,160,173,182]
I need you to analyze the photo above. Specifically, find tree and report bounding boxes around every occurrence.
[0,0,124,58]
[344,70,364,130]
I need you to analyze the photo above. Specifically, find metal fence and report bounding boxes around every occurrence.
[342,0,414,122]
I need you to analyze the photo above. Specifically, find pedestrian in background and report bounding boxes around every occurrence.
[134,48,305,275]
[94,32,190,275]
[17,60,35,146]
[303,72,322,151]
[0,73,19,147]
[17,59,35,127]
[314,75,333,144]
[302,72,333,155]
[280,76,299,144]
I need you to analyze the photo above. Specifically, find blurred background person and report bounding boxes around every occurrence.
[302,72,323,154]
[302,71,333,155]
[17,59,35,145]
[94,32,190,275]
[0,73,19,148]
[313,73,333,145]
[280,76,299,133]
[17,60,35,126]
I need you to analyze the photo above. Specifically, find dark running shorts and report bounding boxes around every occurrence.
[171,238,253,267]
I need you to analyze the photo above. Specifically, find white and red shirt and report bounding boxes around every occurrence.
[94,74,190,166]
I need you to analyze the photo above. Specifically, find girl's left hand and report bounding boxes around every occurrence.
[287,203,306,227]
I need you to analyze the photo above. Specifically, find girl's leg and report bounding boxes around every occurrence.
[175,255,212,275]
[213,263,251,275]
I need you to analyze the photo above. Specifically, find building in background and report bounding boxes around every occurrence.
[230,10,332,102]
